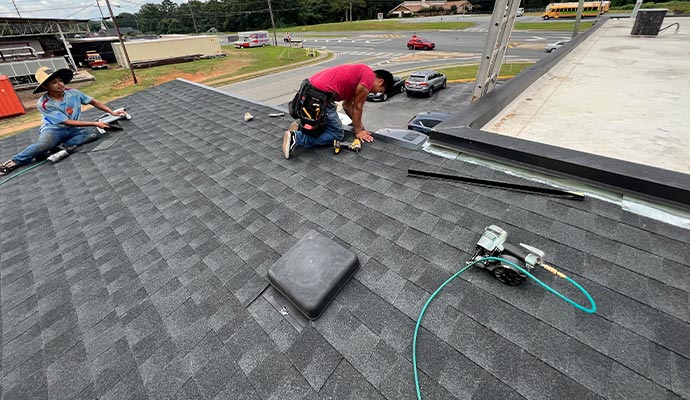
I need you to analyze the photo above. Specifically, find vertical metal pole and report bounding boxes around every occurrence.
[11,0,22,17]
[572,0,586,38]
[267,0,278,46]
[57,24,78,71]
[188,0,199,34]
[105,0,137,84]
[631,0,643,18]
[594,0,604,25]
[96,0,108,28]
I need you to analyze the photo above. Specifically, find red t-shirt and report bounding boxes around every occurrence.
[308,64,375,102]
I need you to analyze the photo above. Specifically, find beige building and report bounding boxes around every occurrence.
[388,0,473,17]
[111,35,223,68]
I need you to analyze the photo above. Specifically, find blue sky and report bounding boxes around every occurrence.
[0,0,186,20]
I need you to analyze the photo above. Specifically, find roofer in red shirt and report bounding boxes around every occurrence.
[283,64,393,159]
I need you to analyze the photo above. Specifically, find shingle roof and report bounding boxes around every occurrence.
[1,79,689,400]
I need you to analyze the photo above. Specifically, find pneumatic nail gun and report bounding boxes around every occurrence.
[468,225,551,285]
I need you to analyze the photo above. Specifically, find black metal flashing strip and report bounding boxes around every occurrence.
[408,169,585,200]
[429,127,690,210]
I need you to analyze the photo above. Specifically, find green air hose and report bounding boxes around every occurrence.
[0,160,48,187]
[412,256,596,400]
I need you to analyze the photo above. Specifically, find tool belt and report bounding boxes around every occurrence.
[288,79,336,138]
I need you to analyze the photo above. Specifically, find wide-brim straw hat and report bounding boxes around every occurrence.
[33,66,73,94]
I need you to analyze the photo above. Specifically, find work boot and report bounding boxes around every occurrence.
[0,160,19,176]
[282,121,299,159]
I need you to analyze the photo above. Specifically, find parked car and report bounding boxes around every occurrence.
[545,40,569,53]
[407,111,454,134]
[367,76,405,101]
[407,35,435,50]
[84,51,108,69]
[404,70,447,97]
[516,7,525,17]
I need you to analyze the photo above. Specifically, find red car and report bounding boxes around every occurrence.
[85,51,108,69]
[407,35,435,50]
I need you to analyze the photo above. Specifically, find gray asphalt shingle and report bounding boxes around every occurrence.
[1,79,688,399]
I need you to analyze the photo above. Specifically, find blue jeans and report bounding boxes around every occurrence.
[295,106,344,148]
[12,125,97,165]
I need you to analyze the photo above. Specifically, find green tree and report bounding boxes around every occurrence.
[137,3,163,33]
[159,0,178,15]
[115,13,139,30]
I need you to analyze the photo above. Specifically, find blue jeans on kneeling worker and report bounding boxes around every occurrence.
[294,106,344,148]
[12,125,97,165]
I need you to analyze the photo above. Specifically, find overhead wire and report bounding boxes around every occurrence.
[65,5,99,19]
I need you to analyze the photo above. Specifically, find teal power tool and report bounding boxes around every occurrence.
[412,225,597,400]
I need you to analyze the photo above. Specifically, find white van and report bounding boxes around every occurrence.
[234,31,271,48]
[516,7,525,16]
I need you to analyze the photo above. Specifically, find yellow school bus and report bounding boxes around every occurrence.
[542,1,610,19]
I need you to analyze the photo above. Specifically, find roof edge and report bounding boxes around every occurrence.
[429,126,690,211]
[175,78,288,113]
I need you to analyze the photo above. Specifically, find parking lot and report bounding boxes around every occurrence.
[361,81,475,132]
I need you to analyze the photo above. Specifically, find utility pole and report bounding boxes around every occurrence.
[267,0,278,46]
[188,0,199,34]
[572,0,586,37]
[350,1,353,22]
[11,0,21,17]
[105,0,137,84]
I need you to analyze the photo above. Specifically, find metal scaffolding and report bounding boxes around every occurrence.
[0,17,90,38]
[1,17,92,86]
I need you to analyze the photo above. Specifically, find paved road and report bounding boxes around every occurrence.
[301,30,570,59]
[218,17,570,133]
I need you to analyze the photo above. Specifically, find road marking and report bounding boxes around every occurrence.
[510,42,547,50]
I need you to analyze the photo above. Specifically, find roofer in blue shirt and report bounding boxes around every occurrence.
[0,67,127,175]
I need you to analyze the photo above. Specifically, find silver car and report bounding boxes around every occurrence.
[545,40,569,53]
[405,70,447,97]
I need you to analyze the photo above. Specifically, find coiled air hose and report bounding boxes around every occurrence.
[412,256,596,400]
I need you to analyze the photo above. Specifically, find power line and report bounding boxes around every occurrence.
[65,5,98,18]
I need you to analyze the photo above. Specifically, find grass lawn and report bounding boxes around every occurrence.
[614,1,690,13]
[515,21,594,30]
[283,20,474,33]
[437,62,535,80]
[1,45,324,138]
[84,45,319,99]
[392,63,534,81]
